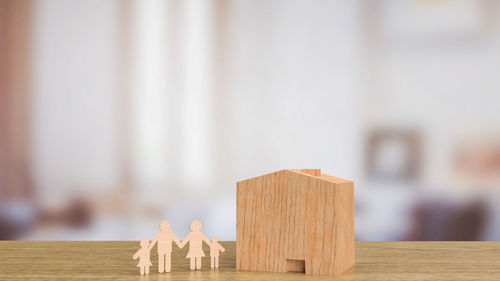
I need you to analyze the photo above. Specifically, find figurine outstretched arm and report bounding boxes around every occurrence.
[149,234,158,250]
[172,233,181,248]
[179,233,190,248]
[202,233,212,248]
[132,249,141,259]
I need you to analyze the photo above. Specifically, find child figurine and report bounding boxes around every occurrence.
[209,236,225,269]
[179,220,212,270]
[132,240,152,275]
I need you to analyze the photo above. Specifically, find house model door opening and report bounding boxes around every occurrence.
[286,259,306,273]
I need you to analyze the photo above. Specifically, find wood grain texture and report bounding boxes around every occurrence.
[0,241,500,280]
[236,169,354,275]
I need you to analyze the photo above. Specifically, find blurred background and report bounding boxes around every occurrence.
[1,0,500,241]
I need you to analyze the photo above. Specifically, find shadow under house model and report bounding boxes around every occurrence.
[236,169,354,276]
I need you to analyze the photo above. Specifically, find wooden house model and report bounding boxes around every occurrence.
[236,169,354,276]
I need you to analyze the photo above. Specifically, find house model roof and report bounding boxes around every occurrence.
[238,169,352,185]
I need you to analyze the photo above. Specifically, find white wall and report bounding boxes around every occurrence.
[29,0,363,240]
[32,0,122,208]
[225,0,362,183]
[29,0,500,241]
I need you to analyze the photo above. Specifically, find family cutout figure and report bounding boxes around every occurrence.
[132,220,223,275]
[150,220,180,273]
[209,236,225,269]
[132,240,152,276]
[179,220,212,270]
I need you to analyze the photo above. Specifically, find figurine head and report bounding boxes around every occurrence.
[190,220,202,232]
[212,236,218,242]
[140,239,149,248]
[160,220,170,231]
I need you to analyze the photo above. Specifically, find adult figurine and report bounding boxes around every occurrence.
[179,220,212,270]
[149,220,181,273]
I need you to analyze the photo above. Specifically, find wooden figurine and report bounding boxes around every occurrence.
[179,220,212,270]
[149,220,181,273]
[236,169,354,276]
[209,236,225,269]
[132,240,152,275]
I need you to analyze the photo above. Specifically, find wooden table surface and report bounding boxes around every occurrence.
[0,241,499,280]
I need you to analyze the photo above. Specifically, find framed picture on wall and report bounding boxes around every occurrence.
[366,129,421,182]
